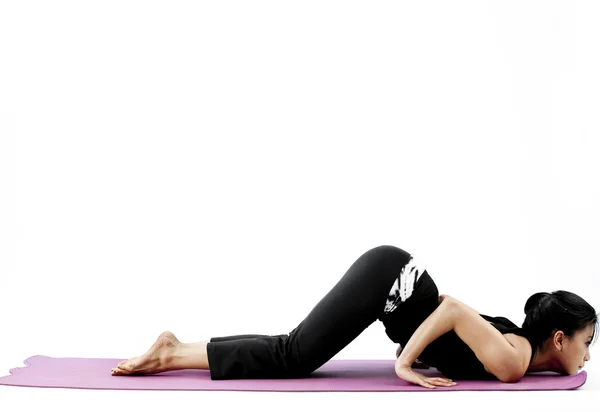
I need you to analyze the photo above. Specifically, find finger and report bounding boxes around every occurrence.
[433,381,456,386]
[417,379,436,389]
[427,377,453,383]
[427,378,456,386]
[413,377,436,389]
[427,376,453,381]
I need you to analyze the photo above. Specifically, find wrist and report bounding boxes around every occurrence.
[395,354,412,369]
[397,344,420,367]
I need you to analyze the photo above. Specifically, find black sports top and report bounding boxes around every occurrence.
[417,314,536,380]
[381,267,536,380]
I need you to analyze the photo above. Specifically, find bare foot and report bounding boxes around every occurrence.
[111,331,181,376]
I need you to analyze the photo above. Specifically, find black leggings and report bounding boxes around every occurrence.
[206,245,438,380]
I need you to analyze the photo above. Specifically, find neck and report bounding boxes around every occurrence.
[526,346,563,374]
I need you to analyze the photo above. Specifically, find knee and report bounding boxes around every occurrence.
[370,244,404,254]
[286,358,321,378]
[365,245,411,263]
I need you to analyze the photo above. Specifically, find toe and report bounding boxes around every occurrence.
[118,359,135,371]
[112,366,127,375]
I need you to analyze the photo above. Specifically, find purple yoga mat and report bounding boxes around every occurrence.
[0,355,586,392]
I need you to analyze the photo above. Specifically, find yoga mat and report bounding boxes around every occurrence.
[0,355,586,392]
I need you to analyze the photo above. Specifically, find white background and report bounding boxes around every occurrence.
[0,0,598,411]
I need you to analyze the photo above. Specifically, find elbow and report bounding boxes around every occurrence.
[488,352,526,383]
[496,366,524,383]
[499,374,522,383]
[498,373,522,383]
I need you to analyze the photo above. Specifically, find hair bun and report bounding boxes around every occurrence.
[524,292,552,315]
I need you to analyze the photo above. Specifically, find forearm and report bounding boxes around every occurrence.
[396,299,457,369]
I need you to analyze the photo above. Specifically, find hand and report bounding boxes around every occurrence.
[396,345,430,369]
[395,362,457,389]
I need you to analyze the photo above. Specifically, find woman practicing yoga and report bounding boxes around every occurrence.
[110,245,597,388]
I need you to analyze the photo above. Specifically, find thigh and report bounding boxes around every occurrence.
[286,245,412,374]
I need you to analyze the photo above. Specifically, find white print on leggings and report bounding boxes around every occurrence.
[383,255,426,314]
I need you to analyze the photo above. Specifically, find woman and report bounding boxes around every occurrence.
[110,245,597,388]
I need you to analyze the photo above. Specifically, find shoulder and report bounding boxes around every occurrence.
[448,300,528,382]
[501,333,532,378]
[486,320,532,379]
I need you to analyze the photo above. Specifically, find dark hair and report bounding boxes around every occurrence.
[522,291,599,361]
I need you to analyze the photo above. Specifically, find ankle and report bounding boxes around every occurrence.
[169,341,210,370]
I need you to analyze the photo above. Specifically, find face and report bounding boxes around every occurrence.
[554,324,593,375]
